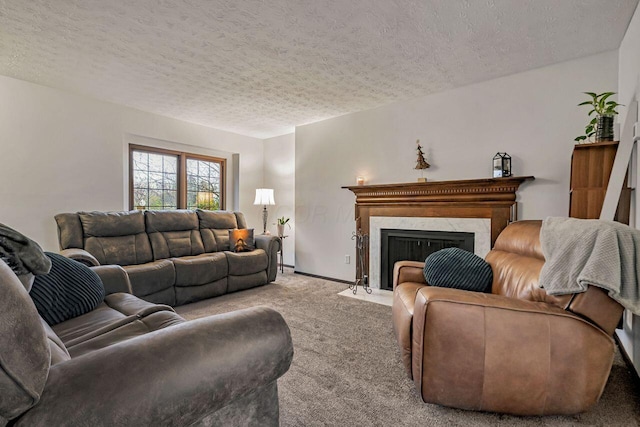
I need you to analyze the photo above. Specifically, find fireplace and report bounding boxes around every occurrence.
[343,176,534,288]
[369,217,491,289]
[380,229,474,290]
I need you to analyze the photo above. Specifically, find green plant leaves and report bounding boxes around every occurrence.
[575,91,621,142]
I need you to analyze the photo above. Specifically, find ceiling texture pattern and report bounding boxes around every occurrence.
[0,0,638,138]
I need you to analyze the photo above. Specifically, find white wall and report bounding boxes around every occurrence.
[617,1,640,375]
[0,75,264,251]
[263,133,295,266]
[295,50,619,281]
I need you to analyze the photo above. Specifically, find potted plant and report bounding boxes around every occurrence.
[575,92,622,143]
[276,217,291,237]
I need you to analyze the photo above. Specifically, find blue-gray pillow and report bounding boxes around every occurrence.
[423,248,493,293]
[30,252,105,325]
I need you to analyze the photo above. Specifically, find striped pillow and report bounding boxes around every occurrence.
[30,252,105,325]
[423,248,493,293]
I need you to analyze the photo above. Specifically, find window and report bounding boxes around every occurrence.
[186,157,222,211]
[129,145,225,211]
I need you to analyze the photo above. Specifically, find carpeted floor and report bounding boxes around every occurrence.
[176,268,640,426]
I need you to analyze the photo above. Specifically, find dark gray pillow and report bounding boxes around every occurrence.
[30,252,105,325]
[423,248,493,293]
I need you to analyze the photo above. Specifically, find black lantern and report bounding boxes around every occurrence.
[493,152,512,178]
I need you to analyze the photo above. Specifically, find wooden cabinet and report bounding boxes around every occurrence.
[569,141,631,224]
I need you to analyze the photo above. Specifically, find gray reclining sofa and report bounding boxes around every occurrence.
[55,209,281,306]
[1,258,293,426]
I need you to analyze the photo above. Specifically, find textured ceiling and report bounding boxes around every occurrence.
[0,0,638,139]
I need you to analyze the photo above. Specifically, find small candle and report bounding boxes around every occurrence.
[357,176,365,186]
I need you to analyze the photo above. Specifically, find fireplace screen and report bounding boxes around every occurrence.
[380,229,474,290]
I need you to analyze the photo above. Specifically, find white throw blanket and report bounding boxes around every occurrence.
[539,217,640,315]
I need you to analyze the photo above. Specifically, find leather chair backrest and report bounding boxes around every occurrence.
[486,220,571,308]
[0,261,51,420]
[78,211,153,266]
[487,220,624,334]
[197,210,246,252]
[145,210,205,259]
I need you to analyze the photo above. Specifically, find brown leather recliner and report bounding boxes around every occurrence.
[392,220,624,416]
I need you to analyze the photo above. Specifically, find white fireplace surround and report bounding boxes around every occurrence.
[369,217,492,289]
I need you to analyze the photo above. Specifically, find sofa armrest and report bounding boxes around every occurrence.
[15,306,293,426]
[411,286,615,415]
[91,265,133,295]
[59,248,100,267]
[393,261,426,289]
[255,235,281,282]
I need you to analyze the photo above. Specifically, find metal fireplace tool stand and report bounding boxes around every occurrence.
[350,229,371,295]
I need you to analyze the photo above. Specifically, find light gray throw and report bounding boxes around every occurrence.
[539,217,640,315]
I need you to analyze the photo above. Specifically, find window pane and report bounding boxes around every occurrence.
[131,149,179,210]
[163,156,177,174]
[148,154,164,172]
[187,160,198,175]
[187,174,197,191]
[133,189,148,208]
[163,190,177,207]
[148,190,163,209]
[147,172,162,189]
[133,152,148,171]
[133,170,148,188]
[164,173,177,190]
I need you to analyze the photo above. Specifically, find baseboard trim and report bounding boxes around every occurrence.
[294,270,352,285]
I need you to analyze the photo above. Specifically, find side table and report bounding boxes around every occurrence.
[278,235,288,273]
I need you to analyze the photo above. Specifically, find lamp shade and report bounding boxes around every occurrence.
[254,188,275,205]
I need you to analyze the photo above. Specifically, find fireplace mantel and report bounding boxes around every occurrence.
[342,176,534,204]
[342,176,534,280]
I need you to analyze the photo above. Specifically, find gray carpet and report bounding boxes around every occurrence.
[176,269,640,426]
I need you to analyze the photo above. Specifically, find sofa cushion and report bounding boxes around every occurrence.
[79,210,145,237]
[175,278,228,305]
[146,210,205,259]
[123,260,175,297]
[172,253,228,286]
[226,249,268,276]
[79,211,153,266]
[30,253,105,326]
[229,229,255,252]
[423,248,492,293]
[54,213,84,249]
[197,210,238,252]
[227,271,268,293]
[0,260,50,420]
[53,293,183,358]
[234,212,248,229]
[84,234,153,266]
[197,209,238,229]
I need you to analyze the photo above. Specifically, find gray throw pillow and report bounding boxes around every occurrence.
[423,247,493,293]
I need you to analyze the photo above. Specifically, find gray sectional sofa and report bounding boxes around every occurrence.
[55,209,281,306]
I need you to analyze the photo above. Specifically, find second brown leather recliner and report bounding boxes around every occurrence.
[392,220,624,416]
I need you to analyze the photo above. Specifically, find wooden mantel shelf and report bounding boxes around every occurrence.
[342,176,534,280]
[342,176,534,204]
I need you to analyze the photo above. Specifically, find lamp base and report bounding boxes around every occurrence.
[262,230,271,235]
